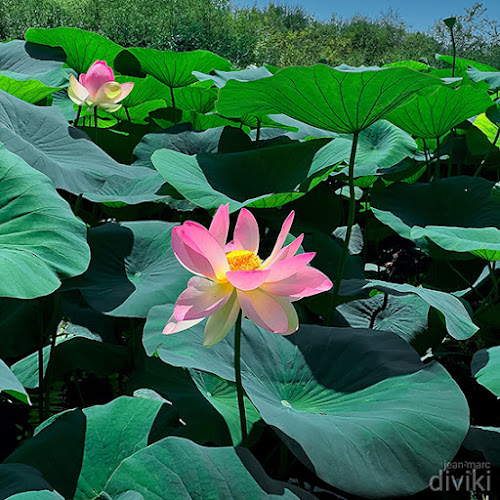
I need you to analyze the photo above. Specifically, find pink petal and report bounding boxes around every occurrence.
[84,60,115,98]
[273,233,304,263]
[233,208,259,253]
[209,204,230,247]
[226,269,271,291]
[116,82,134,102]
[261,211,295,267]
[172,226,218,280]
[68,74,89,105]
[224,240,237,252]
[261,266,332,300]
[204,290,240,346]
[163,313,204,335]
[237,288,289,333]
[93,81,122,106]
[274,296,299,335]
[182,221,229,281]
[174,277,233,321]
[266,252,315,282]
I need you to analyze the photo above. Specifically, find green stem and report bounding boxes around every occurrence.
[94,107,98,128]
[448,262,485,300]
[37,301,44,425]
[450,28,456,78]
[488,261,499,301]
[170,86,176,110]
[74,193,83,217]
[448,129,454,177]
[256,119,261,147]
[234,310,247,447]
[327,131,360,325]
[435,136,441,180]
[369,293,388,329]
[422,138,430,172]
[74,106,82,127]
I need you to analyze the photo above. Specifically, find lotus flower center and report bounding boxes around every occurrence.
[226,250,262,271]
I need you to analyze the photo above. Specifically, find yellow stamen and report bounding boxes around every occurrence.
[226,249,262,271]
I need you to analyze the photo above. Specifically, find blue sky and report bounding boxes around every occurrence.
[233,0,500,31]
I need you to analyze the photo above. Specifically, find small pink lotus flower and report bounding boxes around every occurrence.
[164,206,333,346]
[68,60,134,112]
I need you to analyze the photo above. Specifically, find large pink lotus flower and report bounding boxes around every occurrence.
[164,206,332,346]
[68,60,134,112]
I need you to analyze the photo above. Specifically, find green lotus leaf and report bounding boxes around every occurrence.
[193,66,273,87]
[6,398,305,499]
[436,53,498,72]
[0,74,61,103]
[151,137,379,211]
[5,397,180,500]
[143,316,469,498]
[337,278,478,340]
[216,65,442,133]
[0,357,30,404]
[0,144,90,299]
[371,177,500,261]
[467,66,500,91]
[25,27,124,74]
[471,345,500,397]
[386,85,493,139]
[65,221,191,317]
[0,89,166,203]
[0,40,68,87]
[115,48,231,89]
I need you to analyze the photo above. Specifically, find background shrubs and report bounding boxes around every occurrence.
[0,0,498,68]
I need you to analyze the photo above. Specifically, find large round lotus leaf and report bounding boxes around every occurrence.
[193,66,274,87]
[151,137,368,211]
[0,40,68,87]
[66,221,191,317]
[3,492,64,500]
[336,278,478,340]
[133,125,223,168]
[371,177,500,258]
[143,316,469,498]
[0,89,164,200]
[115,48,231,88]
[335,293,430,343]
[471,346,500,397]
[383,60,429,71]
[104,436,308,499]
[6,398,306,500]
[467,67,500,91]
[0,357,30,404]
[25,27,124,74]
[0,75,61,103]
[349,119,417,167]
[411,226,500,260]
[216,65,442,133]
[241,323,469,498]
[436,53,498,73]
[0,145,90,299]
[5,397,181,500]
[386,85,493,139]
